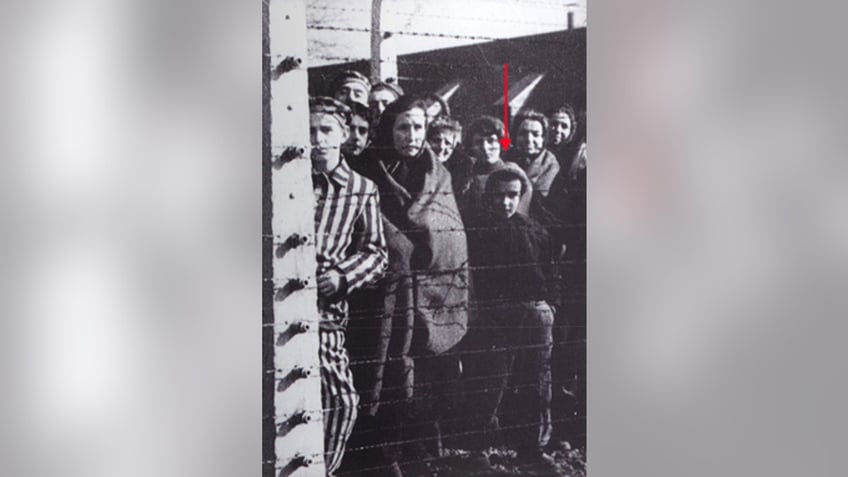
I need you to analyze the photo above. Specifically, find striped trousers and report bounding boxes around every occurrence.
[320,328,359,475]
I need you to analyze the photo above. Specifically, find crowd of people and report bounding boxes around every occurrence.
[307,69,587,477]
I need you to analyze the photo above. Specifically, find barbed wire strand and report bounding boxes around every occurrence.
[343,416,581,454]
[308,55,571,71]
[343,368,585,395]
[319,380,580,414]
[278,384,584,431]
[348,338,580,367]
[307,24,578,45]
[308,4,579,27]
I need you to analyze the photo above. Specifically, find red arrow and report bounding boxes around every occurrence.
[500,63,511,150]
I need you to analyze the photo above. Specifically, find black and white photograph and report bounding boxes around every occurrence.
[264,1,586,475]
[13,1,848,477]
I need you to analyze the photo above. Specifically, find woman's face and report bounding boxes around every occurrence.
[515,118,545,158]
[549,112,574,146]
[428,130,457,163]
[392,107,427,158]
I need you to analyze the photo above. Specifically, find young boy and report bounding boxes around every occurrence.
[330,70,371,108]
[367,80,403,123]
[340,101,371,160]
[463,164,559,473]
[308,96,388,475]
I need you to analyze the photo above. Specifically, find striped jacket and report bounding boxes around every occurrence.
[313,158,388,329]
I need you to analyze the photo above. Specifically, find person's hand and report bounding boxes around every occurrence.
[317,269,344,298]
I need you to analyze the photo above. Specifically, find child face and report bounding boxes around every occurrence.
[515,119,545,158]
[334,80,369,107]
[470,133,501,163]
[342,115,370,157]
[392,108,427,158]
[549,112,574,146]
[368,88,398,118]
[487,179,522,219]
[310,112,348,171]
[428,130,457,163]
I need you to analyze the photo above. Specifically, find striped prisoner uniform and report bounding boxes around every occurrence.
[313,158,387,474]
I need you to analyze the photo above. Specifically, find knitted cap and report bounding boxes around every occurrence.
[309,96,351,127]
[330,70,371,95]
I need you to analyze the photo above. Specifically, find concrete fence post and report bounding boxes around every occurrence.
[264,0,326,476]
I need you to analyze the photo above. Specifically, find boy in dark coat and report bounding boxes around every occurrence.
[462,164,559,473]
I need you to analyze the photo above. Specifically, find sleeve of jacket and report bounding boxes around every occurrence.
[335,181,388,294]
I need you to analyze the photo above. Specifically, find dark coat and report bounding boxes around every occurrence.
[355,145,470,356]
[504,147,561,198]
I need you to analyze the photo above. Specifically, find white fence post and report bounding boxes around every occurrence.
[266,0,326,475]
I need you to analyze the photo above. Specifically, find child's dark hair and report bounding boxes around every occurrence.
[347,101,371,124]
[465,116,504,142]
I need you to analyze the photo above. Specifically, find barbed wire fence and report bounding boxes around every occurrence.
[265,1,586,476]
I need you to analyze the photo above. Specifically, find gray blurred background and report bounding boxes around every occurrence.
[3,0,847,476]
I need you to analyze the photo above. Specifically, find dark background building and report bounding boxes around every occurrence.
[309,28,586,138]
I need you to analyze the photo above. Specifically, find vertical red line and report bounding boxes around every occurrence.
[503,63,509,137]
